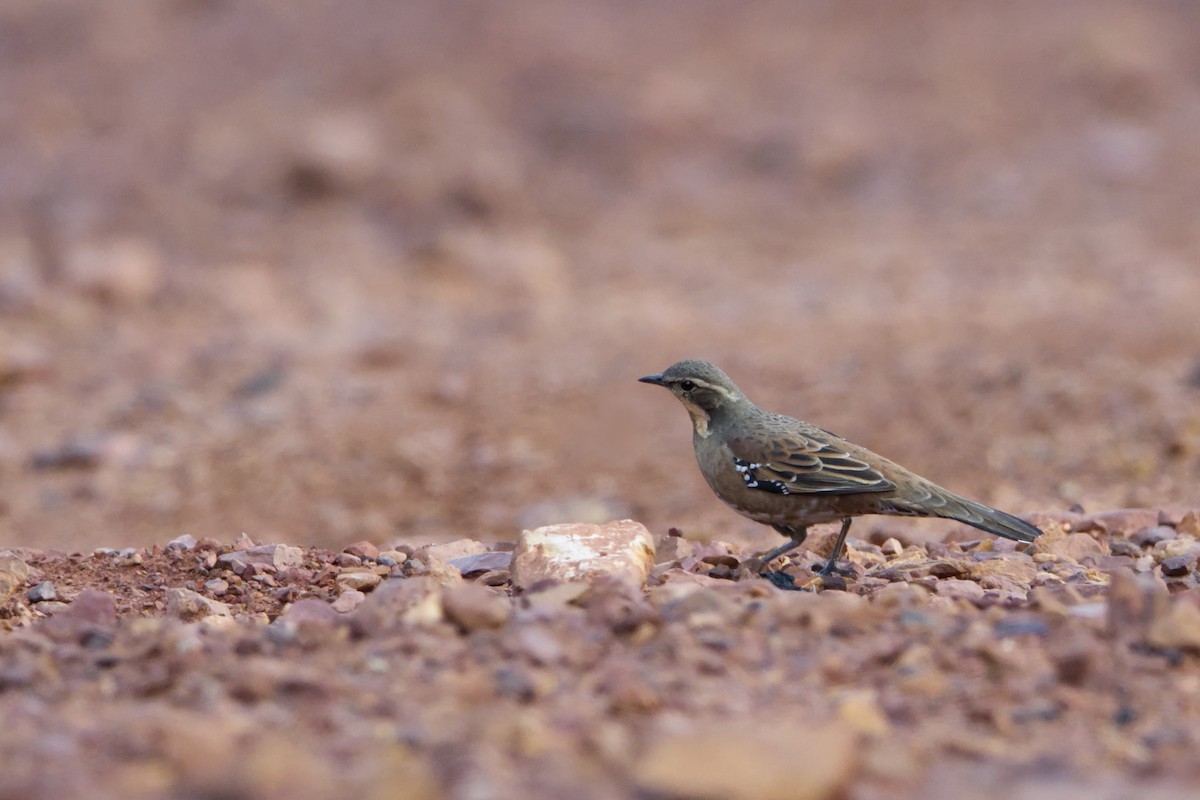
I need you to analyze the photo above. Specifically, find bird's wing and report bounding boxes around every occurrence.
[725,432,896,496]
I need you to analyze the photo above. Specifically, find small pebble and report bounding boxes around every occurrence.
[344,541,380,560]
[332,589,366,613]
[1131,526,1176,547]
[205,579,230,596]
[27,582,56,603]
[165,533,197,551]
[337,571,382,592]
[1161,555,1194,577]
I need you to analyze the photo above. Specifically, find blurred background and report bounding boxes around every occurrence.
[1,0,1199,552]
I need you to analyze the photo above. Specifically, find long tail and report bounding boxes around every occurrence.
[888,486,1042,543]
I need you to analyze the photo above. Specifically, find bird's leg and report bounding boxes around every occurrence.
[815,518,855,577]
[752,525,810,591]
[756,525,808,571]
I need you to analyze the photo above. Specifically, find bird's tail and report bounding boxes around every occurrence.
[889,487,1042,543]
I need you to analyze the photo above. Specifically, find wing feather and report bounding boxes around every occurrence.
[728,431,895,496]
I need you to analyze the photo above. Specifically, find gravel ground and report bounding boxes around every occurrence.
[2,510,1200,799]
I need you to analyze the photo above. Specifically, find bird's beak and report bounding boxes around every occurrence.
[638,373,666,386]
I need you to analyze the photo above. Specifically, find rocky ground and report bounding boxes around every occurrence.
[4,1,1200,798]
[3,511,1200,799]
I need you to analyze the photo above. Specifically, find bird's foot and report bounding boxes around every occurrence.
[762,570,811,592]
[814,560,855,578]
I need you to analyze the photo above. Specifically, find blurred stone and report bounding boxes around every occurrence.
[231,361,287,400]
[447,551,512,576]
[478,569,511,587]
[337,571,382,592]
[287,111,382,196]
[31,601,69,616]
[1107,569,1169,642]
[635,720,856,800]
[1147,598,1200,651]
[969,555,1037,585]
[1110,539,1143,558]
[65,236,164,305]
[27,582,56,603]
[331,589,366,614]
[411,539,488,571]
[510,625,566,666]
[654,532,698,564]
[218,544,305,574]
[579,578,659,634]
[837,690,890,735]
[0,236,43,311]
[0,555,30,601]
[876,558,969,582]
[165,533,197,551]
[166,588,232,622]
[652,569,727,590]
[278,598,341,628]
[492,663,538,702]
[60,589,118,627]
[352,577,445,630]
[1158,509,1184,527]
[0,341,50,389]
[414,563,465,587]
[115,550,144,567]
[1177,511,1200,538]
[204,579,229,596]
[820,573,850,592]
[1074,509,1159,536]
[344,541,380,560]
[1031,529,1108,560]
[599,662,661,714]
[334,553,363,567]
[519,580,591,614]
[377,550,409,567]
[442,582,511,632]
[1161,554,1196,577]
[511,520,655,590]
[1153,539,1200,563]
[1131,526,1175,547]
[872,582,932,609]
[29,435,107,470]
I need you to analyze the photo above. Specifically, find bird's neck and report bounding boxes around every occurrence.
[688,400,747,440]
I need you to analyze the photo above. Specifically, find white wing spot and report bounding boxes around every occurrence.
[735,457,788,494]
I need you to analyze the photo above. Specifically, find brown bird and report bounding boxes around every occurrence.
[639,359,1041,582]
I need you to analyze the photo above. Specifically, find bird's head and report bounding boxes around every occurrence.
[639,360,747,437]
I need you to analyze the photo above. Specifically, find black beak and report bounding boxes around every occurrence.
[638,373,666,386]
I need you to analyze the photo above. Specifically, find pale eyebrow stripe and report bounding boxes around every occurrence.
[671,377,737,400]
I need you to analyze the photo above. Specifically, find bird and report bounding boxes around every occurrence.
[639,359,1041,583]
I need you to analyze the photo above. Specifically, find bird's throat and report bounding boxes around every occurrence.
[681,399,711,438]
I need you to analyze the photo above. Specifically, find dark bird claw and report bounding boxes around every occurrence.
[815,560,855,578]
[763,570,810,591]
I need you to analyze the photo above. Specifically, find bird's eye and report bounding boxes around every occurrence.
[679,380,696,392]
